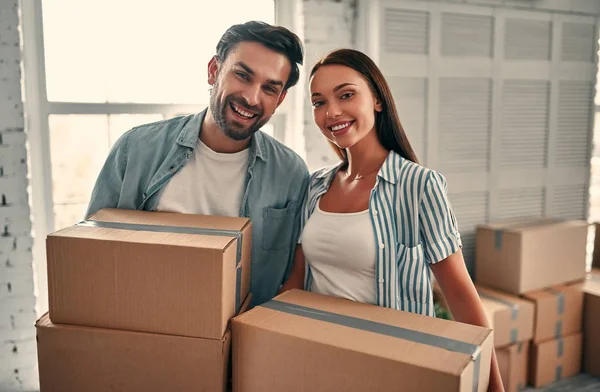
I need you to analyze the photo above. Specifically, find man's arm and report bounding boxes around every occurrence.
[85,131,130,218]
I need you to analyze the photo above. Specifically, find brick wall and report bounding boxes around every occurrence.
[0,1,38,391]
[301,0,356,171]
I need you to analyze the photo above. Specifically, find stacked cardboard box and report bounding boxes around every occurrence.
[36,208,252,392]
[232,289,494,392]
[475,218,588,390]
[476,286,534,392]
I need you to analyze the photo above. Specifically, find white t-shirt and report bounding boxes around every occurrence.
[300,202,377,304]
[156,138,249,217]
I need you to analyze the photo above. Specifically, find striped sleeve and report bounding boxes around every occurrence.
[418,171,462,264]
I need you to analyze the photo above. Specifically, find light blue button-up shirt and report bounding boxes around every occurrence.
[86,109,310,306]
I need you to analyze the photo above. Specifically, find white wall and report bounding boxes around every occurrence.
[0,1,39,391]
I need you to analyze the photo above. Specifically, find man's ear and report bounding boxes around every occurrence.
[208,56,219,86]
[275,90,288,108]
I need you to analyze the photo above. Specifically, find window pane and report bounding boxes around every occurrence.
[49,114,163,231]
[108,114,163,146]
[42,0,275,103]
[49,115,110,206]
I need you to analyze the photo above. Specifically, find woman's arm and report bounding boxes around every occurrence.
[280,245,306,293]
[430,250,505,392]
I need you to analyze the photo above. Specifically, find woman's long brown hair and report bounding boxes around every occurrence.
[310,49,419,164]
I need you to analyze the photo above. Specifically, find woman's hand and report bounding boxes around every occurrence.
[431,250,505,392]
[279,245,306,294]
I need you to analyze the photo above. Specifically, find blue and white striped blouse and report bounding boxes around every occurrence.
[301,150,462,317]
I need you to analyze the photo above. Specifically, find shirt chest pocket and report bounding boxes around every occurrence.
[396,242,426,303]
[262,203,296,251]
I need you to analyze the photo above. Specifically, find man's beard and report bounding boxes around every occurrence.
[209,85,270,141]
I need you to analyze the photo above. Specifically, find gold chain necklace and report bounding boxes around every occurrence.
[345,162,384,181]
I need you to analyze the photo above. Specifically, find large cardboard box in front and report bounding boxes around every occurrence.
[529,332,582,388]
[232,290,493,392]
[522,284,583,344]
[46,208,251,339]
[477,286,534,347]
[36,313,229,392]
[496,342,529,392]
[475,219,587,294]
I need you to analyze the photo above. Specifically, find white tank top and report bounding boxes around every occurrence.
[300,202,377,304]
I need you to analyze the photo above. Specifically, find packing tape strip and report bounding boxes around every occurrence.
[546,288,565,338]
[555,338,564,382]
[262,300,482,392]
[479,292,519,343]
[494,230,503,250]
[77,219,245,312]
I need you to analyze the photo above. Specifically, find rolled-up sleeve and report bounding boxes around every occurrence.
[418,171,462,265]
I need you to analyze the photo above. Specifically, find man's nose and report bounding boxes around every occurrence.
[241,84,261,108]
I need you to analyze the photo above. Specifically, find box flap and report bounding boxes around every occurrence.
[235,290,491,376]
[479,218,587,233]
[49,208,251,252]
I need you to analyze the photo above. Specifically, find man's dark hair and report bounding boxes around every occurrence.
[216,21,304,91]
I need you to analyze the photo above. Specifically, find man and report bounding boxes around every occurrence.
[86,21,309,306]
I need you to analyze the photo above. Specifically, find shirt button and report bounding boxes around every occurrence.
[142,193,147,199]
[379,243,385,249]
[378,278,385,284]
[372,209,378,216]
[170,166,177,172]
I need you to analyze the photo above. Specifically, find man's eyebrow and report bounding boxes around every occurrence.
[234,61,254,75]
[234,61,284,87]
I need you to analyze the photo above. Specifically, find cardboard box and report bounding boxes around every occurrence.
[36,293,252,392]
[477,286,534,348]
[36,315,229,392]
[496,342,529,392]
[529,332,582,388]
[47,208,251,339]
[232,290,493,392]
[522,284,583,344]
[475,219,587,294]
[581,269,600,377]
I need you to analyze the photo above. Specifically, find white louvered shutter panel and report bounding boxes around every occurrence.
[505,18,552,60]
[556,81,594,168]
[500,80,549,169]
[438,78,492,173]
[449,191,488,274]
[561,22,595,62]
[441,13,493,57]
[388,77,427,161]
[384,8,429,55]
[497,187,545,220]
[551,185,587,219]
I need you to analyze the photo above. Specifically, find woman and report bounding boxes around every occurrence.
[281,49,504,392]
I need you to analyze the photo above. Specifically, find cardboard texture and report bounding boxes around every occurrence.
[475,219,587,294]
[477,286,534,348]
[496,342,529,392]
[35,313,230,392]
[46,208,252,339]
[581,269,600,377]
[529,332,582,388]
[522,284,583,344]
[232,290,493,392]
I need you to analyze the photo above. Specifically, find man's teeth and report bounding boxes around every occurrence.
[331,122,351,131]
[232,104,255,118]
